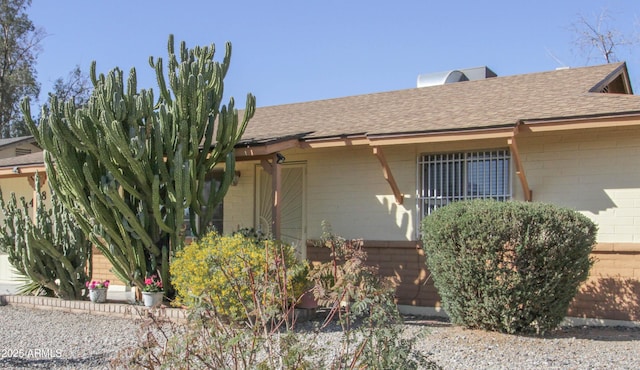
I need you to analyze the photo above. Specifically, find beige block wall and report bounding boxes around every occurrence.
[297,138,515,241]
[302,146,415,240]
[223,161,258,233]
[228,146,421,241]
[517,126,640,243]
[227,129,640,244]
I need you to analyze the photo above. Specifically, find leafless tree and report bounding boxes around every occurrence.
[50,65,92,107]
[571,9,638,64]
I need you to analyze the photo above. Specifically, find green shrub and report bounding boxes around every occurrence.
[308,222,433,369]
[421,199,597,334]
[116,225,438,369]
[170,231,306,321]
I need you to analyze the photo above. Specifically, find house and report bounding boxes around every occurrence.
[225,62,640,323]
[1,63,639,323]
[0,137,45,283]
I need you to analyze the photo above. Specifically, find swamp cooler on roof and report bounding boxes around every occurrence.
[417,66,497,87]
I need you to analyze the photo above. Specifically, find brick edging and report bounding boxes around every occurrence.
[0,294,186,322]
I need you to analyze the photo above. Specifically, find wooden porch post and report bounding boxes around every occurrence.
[260,154,283,240]
[27,173,47,223]
[271,153,282,240]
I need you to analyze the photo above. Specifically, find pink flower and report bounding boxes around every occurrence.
[85,280,109,290]
[143,274,163,292]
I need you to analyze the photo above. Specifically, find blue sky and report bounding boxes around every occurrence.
[28,0,639,110]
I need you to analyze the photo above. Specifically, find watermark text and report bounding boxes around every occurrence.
[1,348,63,359]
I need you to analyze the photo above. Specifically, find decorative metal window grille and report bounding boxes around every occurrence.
[418,149,512,219]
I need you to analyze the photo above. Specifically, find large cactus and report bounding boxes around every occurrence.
[0,174,91,299]
[21,35,255,291]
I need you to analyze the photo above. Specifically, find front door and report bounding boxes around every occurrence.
[256,162,307,258]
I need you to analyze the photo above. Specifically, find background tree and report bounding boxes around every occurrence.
[23,35,255,292]
[571,9,639,64]
[49,65,91,107]
[0,0,43,138]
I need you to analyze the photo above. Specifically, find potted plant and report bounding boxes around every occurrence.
[141,274,163,307]
[86,280,109,303]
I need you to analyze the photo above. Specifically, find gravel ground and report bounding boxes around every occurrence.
[1,305,639,369]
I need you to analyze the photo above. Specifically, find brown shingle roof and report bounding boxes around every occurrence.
[0,151,44,167]
[0,135,37,149]
[241,62,640,143]
[1,63,638,170]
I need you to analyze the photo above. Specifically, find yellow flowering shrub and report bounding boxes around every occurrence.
[170,232,307,321]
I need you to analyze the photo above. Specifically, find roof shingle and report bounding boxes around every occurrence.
[240,62,640,143]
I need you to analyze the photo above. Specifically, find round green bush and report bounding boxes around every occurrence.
[421,199,597,334]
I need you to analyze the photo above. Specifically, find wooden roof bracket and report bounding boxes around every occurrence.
[372,146,404,205]
[508,122,532,201]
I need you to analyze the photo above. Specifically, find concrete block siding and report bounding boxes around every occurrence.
[301,127,640,321]
[518,126,640,243]
[308,241,640,322]
[48,125,640,322]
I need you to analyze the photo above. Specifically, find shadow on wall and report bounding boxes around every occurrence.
[571,275,640,321]
[374,197,444,307]
[379,196,412,240]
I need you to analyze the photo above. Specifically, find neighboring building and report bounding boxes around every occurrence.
[0,137,44,283]
[1,63,639,322]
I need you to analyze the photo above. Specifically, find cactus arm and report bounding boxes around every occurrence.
[19,35,255,293]
[151,175,173,233]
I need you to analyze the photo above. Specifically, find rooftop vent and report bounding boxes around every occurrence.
[417,66,497,88]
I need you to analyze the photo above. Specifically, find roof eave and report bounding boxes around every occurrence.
[235,111,640,151]
[520,111,640,133]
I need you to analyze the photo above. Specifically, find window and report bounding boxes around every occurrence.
[418,149,511,218]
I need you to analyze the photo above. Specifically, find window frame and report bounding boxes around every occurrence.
[416,148,512,227]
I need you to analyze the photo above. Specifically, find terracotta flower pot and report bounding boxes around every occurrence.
[296,290,318,309]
